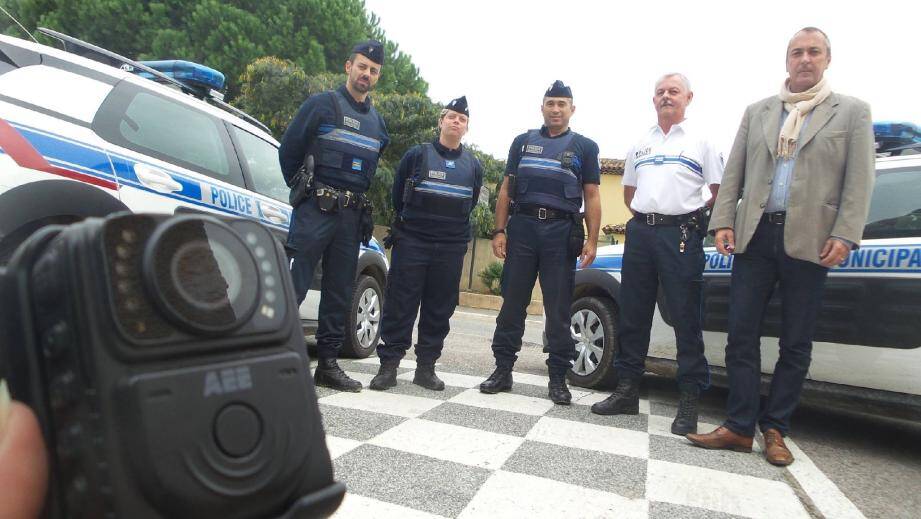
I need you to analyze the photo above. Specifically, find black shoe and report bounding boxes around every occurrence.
[413,364,445,391]
[548,375,572,405]
[314,358,362,392]
[479,367,513,394]
[369,360,399,391]
[591,377,640,415]
[671,382,700,435]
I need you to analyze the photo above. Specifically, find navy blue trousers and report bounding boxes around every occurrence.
[492,215,576,377]
[723,218,828,437]
[615,216,710,388]
[377,233,467,365]
[286,196,360,359]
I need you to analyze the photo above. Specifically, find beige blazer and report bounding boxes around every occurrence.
[708,92,876,265]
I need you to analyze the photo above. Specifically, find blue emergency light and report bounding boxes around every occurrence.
[873,121,921,153]
[137,60,226,95]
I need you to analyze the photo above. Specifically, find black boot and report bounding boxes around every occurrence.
[671,382,700,435]
[479,366,513,394]
[548,374,572,405]
[314,357,362,392]
[590,377,640,415]
[413,363,445,391]
[369,360,399,391]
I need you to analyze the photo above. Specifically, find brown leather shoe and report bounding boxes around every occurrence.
[686,426,753,453]
[763,429,795,466]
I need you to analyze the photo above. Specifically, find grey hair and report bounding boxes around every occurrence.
[791,26,831,57]
[655,73,691,92]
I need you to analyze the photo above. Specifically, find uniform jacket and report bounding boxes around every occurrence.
[708,92,875,265]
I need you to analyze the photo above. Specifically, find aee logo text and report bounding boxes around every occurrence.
[204,366,253,397]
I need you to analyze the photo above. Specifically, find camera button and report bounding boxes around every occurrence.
[214,404,262,458]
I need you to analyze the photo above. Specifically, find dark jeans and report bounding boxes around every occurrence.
[491,215,576,377]
[723,218,829,437]
[615,217,710,388]
[286,196,360,359]
[377,233,467,365]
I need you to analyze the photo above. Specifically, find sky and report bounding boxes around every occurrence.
[364,0,921,161]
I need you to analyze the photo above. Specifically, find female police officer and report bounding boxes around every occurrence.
[370,97,483,391]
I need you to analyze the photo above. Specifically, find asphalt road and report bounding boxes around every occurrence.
[336,306,921,519]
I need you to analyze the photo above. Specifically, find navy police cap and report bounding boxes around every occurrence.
[545,80,572,98]
[446,96,469,117]
[351,40,384,65]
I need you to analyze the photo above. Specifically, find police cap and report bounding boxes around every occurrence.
[351,40,384,65]
[446,96,469,117]
[545,80,572,98]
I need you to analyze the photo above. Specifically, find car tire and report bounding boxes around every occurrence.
[340,274,383,358]
[567,296,619,389]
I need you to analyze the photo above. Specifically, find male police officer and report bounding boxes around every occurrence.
[370,97,483,391]
[590,74,722,436]
[480,81,601,405]
[278,41,390,392]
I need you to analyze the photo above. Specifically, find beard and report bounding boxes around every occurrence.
[350,75,372,94]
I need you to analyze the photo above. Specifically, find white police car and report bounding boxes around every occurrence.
[0,29,387,357]
[569,144,921,421]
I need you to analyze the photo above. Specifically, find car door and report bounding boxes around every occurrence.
[92,79,256,221]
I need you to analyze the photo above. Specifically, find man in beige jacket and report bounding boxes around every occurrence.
[687,27,875,466]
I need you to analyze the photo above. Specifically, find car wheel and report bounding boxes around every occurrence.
[567,296,619,389]
[340,274,382,358]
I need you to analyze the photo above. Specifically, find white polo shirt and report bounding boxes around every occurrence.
[622,120,723,215]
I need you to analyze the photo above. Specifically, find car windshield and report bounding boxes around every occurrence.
[863,166,921,239]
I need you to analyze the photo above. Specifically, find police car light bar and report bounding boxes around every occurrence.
[874,121,921,155]
[34,28,271,135]
[138,60,226,96]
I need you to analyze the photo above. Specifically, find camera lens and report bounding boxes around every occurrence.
[143,217,259,334]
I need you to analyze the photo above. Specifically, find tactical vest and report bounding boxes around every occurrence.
[312,90,383,193]
[514,130,582,213]
[402,143,476,223]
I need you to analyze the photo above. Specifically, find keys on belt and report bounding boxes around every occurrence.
[637,212,691,226]
[315,185,363,209]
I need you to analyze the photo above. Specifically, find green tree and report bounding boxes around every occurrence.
[8,0,427,100]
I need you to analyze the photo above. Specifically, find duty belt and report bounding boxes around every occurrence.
[636,211,699,226]
[314,182,365,209]
[763,211,786,224]
[513,204,572,221]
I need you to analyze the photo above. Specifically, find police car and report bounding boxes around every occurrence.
[568,135,921,421]
[0,29,388,358]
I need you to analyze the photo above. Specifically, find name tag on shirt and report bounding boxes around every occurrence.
[428,170,446,180]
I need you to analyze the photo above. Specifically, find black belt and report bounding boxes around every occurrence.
[513,204,572,220]
[635,211,698,226]
[314,182,366,209]
[762,211,786,224]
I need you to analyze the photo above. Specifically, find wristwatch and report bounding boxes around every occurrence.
[490,228,506,238]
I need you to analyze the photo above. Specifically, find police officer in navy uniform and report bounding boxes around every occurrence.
[480,81,602,404]
[278,41,390,392]
[370,96,483,391]
[591,74,722,435]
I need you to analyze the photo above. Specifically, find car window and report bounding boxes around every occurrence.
[231,126,288,203]
[94,83,243,187]
[863,166,921,239]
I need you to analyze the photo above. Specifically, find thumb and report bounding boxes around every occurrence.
[819,239,833,258]
[0,380,49,519]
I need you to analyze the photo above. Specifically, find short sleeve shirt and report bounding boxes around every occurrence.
[622,120,723,215]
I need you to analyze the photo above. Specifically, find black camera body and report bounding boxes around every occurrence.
[0,213,343,518]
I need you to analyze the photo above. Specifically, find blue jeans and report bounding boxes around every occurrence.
[723,218,829,437]
[615,217,710,388]
[286,196,360,359]
[491,215,576,377]
[377,233,467,365]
